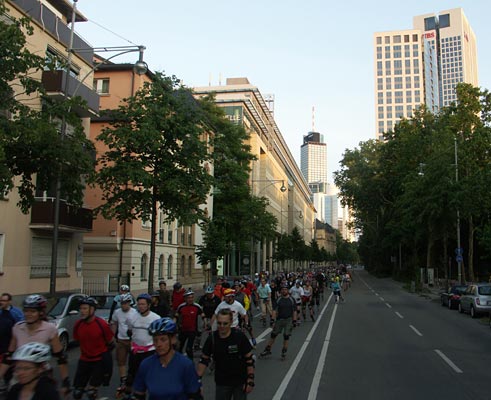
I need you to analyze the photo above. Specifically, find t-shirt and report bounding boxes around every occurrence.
[257,284,271,299]
[289,286,304,304]
[198,295,221,318]
[214,301,246,328]
[7,375,61,400]
[202,330,253,386]
[0,312,14,353]
[73,317,114,361]
[0,307,23,323]
[13,321,57,348]
[133,352,201,400]
[112,307,138,340]
[176,303,202,333]
[127,311,160,347]
[275,296,296,320]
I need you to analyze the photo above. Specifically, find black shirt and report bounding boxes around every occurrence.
[0,311,14,353]
[274,296,296,320]
[202,330,253,386]
[198,295,221,318]
[7,375,61,400]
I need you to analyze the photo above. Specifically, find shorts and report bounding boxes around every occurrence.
[74,359,105,388]
[116,339,131,366]
[272,317,293,337]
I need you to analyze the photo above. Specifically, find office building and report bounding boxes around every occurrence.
[374,8,478,140]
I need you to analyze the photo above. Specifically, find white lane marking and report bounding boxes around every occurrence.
[272,292,333,400]
[409,325,423,337]
[385,303,392,309]
[307,303,338,400]
[255,328,272,344]
[395,312,404,319]
[434,349,463,373]
[379,297,385,301]
[374,293,379,296]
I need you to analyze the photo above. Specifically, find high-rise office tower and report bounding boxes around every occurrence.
[300,131,328,193]
[374,8,478,140]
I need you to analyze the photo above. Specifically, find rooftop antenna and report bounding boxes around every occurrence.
[312,106,315,132]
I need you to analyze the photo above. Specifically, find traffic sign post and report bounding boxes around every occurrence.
[456,255,463,264]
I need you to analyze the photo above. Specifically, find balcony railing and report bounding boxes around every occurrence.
[30,198,93,232]
[42,70,100,116]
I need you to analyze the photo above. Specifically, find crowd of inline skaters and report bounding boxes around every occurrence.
[0,265,353,400]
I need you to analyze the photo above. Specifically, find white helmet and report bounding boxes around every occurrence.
[12,342,51,363]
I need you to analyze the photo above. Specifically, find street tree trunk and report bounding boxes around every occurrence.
[468,216,475,282]
[148,191,158,293]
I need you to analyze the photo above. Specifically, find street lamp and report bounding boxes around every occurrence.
[251,179,287,195]
[49,0,148,295]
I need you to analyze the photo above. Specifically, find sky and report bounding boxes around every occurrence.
[74,0,491,182]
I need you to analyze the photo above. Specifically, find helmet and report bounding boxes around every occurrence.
[205,285,214,294]
[158,280,166,285]
[173,282,182,290]
[120,293,133,303]
[240,280,247,285]
[151,292,160,298]
[148,317,177,336]
[233,281,241,287]
[223,289,235,297]
[120,285,130,292]
[12,342,51,364]
[79,296,98,308]
[23,295,47,310]
[280,283,289,289]
[184,290,194,297]
[137,293,152,303]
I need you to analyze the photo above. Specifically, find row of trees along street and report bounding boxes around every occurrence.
[1,2,359,291]
[334,83,491,283]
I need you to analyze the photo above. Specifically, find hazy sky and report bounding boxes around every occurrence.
[74,1,491,181]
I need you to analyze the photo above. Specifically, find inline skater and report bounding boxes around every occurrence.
[131,318,202,399]
[175,291,204,359]
[289,281,304,325]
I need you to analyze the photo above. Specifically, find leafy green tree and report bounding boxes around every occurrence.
[0,0,94,211]
[95,73,213,291]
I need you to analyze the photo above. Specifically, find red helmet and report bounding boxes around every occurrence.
[223,288,236,297]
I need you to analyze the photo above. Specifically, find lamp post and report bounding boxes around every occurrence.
[49,0,148,295]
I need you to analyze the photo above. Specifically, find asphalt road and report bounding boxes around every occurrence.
[66,270,491,399]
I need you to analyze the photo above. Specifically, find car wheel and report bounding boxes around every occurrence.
[470,306,477,319]
[458,303,464,313]
[448,299,453,309]
[59,332,69,352]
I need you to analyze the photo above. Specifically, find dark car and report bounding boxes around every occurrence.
[440,285,468,309]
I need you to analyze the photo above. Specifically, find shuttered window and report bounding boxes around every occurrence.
[31,237,68,277]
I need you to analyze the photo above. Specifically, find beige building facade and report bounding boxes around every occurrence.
[194,78,315,275]
[0,0,98,297]
[374,8,478,139]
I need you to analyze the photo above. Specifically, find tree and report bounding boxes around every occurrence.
[95,73,213,291]
[0,0,94,212]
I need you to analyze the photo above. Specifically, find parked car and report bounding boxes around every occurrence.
[458,284,491,318]
[46,293,85,351]
[93,294,117,321]
[440,285,468,309]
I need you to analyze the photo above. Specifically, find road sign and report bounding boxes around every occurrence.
[455,247,463,256]
[456,255,463,263]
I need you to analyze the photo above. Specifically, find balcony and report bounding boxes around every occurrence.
[30,199,93,232]
[42,70,100,117]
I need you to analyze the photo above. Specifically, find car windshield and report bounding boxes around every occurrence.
[47,297,68,317]
[93,296,115,310]
[478,286,491,295]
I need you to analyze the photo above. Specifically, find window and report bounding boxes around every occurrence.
[385,36,390,44]
[188,256,192,277]
[140,254,148,281]
[142,219,151,229]
[167,255,173,278]
[404,35,410,43]
[167,231,173,244]
[180,256,185,277]
[31,237,68,277]
[376,37,382,45]
[413,34,418,42]
[439,13,450,28]
[393,35,401,44]
[158,255,164,279]
[188,233,193,246]
[93,78,110,94]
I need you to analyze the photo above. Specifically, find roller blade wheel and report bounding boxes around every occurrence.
[259,350,272,359]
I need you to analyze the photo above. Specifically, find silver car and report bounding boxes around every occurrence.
[46,293,85,351]
[458,284,491,318]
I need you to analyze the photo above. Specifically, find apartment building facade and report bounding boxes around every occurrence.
[0,0,98,296]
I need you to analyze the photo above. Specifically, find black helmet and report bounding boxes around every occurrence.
[79,296,98,308]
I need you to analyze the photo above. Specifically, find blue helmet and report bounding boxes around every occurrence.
[148,317,177,336]
[137,293,152,303]
[205,285,214,294]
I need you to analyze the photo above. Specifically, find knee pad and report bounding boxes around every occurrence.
[72,389,84,400]
[87,388,98,400]
[270,332,278,339]
[283,334,290,341]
